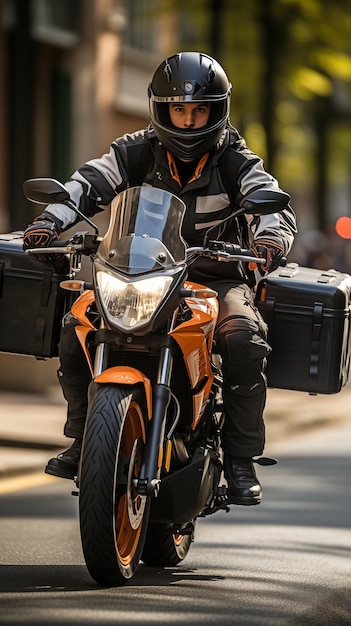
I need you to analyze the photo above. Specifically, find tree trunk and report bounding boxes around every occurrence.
[257,0,278,173]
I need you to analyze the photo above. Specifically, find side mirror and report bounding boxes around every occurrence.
[239,189,290,215]
[202,188,290,247]
[23,178,70,205]
[23,177,99,235]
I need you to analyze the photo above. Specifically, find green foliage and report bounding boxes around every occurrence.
[155,0,351,228]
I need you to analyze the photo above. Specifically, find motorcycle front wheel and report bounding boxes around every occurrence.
[79,384,150,586]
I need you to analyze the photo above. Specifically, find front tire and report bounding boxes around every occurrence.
[79,384,150,586]
[141,521,195,567]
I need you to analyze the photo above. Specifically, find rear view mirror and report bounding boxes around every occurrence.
[23,178,70,205]
[23,177,99,235]
[240,189,290,215]
[202,187,290,247]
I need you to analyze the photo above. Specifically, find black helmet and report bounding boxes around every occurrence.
[148,52,232,160]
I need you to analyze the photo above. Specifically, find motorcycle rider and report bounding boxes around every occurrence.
[23,52,297,506]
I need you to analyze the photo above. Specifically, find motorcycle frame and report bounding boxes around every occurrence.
[71,281,220,499]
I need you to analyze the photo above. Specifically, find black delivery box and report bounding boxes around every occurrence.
[0,232,70,358]
[255,263,351,394]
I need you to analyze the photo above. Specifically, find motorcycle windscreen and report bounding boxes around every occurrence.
[97,186,187,275]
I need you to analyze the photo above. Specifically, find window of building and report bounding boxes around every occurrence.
[114,0,160,117]
[30,0,80,48]
[123,0,156,54]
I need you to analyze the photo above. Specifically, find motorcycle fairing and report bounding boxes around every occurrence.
[68,290,96,375]
[93,186,189,335]
[75,326,95,375]
[170,282,219,428]
[71,289,96,326]
[98,186,187,273]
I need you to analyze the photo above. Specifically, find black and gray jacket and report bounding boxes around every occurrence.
[45,124,297,285]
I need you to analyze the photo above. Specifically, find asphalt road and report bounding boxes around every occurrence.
[0,415,351,625]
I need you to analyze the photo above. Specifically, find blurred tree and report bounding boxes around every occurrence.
[281,0,351,228]
[157,0,351,230]
[208,0,223,59]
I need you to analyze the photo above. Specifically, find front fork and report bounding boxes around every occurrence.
[93,317,176,498]
[137,314,177,497]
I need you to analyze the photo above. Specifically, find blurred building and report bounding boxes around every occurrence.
[0,0,177,233]
[0,0,177,390]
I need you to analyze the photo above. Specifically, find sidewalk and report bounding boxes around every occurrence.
[0,386,67,478]
[1,383,351,479]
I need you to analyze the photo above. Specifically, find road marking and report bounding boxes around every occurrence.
[0,472,58,494]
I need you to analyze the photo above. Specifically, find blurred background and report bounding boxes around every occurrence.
[0,0,351,390]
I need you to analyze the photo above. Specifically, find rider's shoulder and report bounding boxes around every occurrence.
[216,125,248,157]
[113,126,155,148]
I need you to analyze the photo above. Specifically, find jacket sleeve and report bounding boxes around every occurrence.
[234,139,297,255]
[43,131,149,230]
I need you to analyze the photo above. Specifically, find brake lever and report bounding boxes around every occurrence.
[216,252,266,264]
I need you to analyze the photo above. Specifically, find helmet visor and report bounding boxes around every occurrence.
[150,99,229,137]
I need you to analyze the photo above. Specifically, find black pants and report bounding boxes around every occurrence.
[211,282,271,458]
[57,312,91,440]
[58,282,271,457]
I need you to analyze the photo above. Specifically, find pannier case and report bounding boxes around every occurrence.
[0,232,71,358]
[255,263,351,394]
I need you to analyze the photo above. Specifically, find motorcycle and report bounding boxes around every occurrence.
[23,179,285,586]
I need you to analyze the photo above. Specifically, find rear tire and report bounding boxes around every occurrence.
[79,384,150,586]
[141,521,195,567]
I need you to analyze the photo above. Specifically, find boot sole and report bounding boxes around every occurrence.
[45,464,77,480]
[228,495,261,506]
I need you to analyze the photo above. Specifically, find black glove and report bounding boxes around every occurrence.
[249,238,285,275]
[23,213,62,262]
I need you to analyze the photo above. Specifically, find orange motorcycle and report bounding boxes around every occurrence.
[23,180,281,586]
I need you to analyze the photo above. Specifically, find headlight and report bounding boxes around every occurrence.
[96,270,173,331]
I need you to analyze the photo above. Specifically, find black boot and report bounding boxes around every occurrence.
[224,456,262,506]
[45,439,82,480]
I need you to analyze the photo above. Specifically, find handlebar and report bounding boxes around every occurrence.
[24,232,102,257]
[222,243,287,267]
[187,241,287,267]
[25,234,287,268]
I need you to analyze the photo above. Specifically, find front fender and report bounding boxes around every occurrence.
[94,366,152,419]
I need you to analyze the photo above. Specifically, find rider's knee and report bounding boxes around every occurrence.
[216,317,271,366]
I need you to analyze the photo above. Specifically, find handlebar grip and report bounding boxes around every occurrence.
[48,239,69,248]
[248,254,287,270]
[223,243,243,255]
[231,246,287,268]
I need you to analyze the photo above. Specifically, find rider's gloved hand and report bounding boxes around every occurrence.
[23,213,63,262]
[249,238,285,275]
